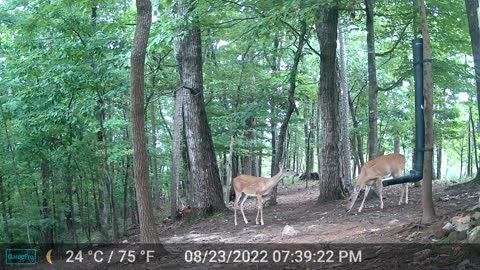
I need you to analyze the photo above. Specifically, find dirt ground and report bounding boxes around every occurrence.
[158,181,479,244]
[13,181,480,269]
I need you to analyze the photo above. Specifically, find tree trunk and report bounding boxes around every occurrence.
[171,83,183,217]
[65,163,78,244]
[0,175,12,242]
[150,91,161,209]
[436,138,442,179]
[316,4,346,202]
[418,0,436,224]
[123,155,130,234]
[394,135,400,154]
[348,92,365,167]
[243,117,257,176]
[41,160,54,244]
[468,110,472,176]
[465,0,480,181]
[470,106,479,174]
[130,0,158,243]
[338,24,352,189]
[270,19,307,205]
[225,136,235,203]
[365,0,378,160]
[174,0,225,216]
[304,103,314,181]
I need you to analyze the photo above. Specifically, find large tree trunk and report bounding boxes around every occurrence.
[316,4,346,202]
[174,0,225,216]
[171,84,183,217]
[130,0,158,243]
[465,0,480,181]
[418,0,436,224]
[365,0,378,160]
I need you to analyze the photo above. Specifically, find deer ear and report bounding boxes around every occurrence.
[278,160,284,170]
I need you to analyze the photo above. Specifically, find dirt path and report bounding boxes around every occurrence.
[158,182,479,244]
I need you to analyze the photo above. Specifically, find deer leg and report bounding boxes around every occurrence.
[358,186,371,212]
[376,178,384,209]
[255,195,264,225]
[405,183,409,204]
[255,195,262,225]
[399,183,405,205]
[234,192,241,226]
[260,197,264,225]
[240,194,249,224]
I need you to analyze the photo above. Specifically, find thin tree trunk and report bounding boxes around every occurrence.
[418,0,436,224]
[304,105,313,180]
[150,90,161,209]
[338,24,352,189]
[270,19,307,205]
[394,135,400,154]
[0,175,12,242]
[468,111,472,176]
[243,117,257,176]
[225,136,235,203]
[365,0,378,160]
[130,0,158,243]
[41,160,54,244]
[470,106,479,174]
[436,138,442,179]
[348,92,365,167]
[460,137,464,178]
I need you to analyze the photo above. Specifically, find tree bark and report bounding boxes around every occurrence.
[243,117,257,176]
[470,106,479,174]
[418,0,436,224]
[338,24,352,189]
[394,135,400,154]
[348,91,365,167]
[365,0,378,160]
[468,109,472,176]
[436,137,442,179]
[316,3,346,202]
[465,0,480,181]
[304,103,315,181]
[150,88,161,209]
[174,0,225,216]
[130,0,158,243]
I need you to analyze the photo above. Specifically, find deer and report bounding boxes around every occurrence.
[345,153,408,213]
[233,162,298,226]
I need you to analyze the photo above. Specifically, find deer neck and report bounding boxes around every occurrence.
[264,170,285,190]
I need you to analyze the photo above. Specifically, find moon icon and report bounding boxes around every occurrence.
[46,249,53,264]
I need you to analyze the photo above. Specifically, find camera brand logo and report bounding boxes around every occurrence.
[5,249,37,265]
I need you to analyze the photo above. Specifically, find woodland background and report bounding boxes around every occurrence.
[0,0,479,244]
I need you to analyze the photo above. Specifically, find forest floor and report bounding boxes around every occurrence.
[16,181,480,270]
[158,181,479,244]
